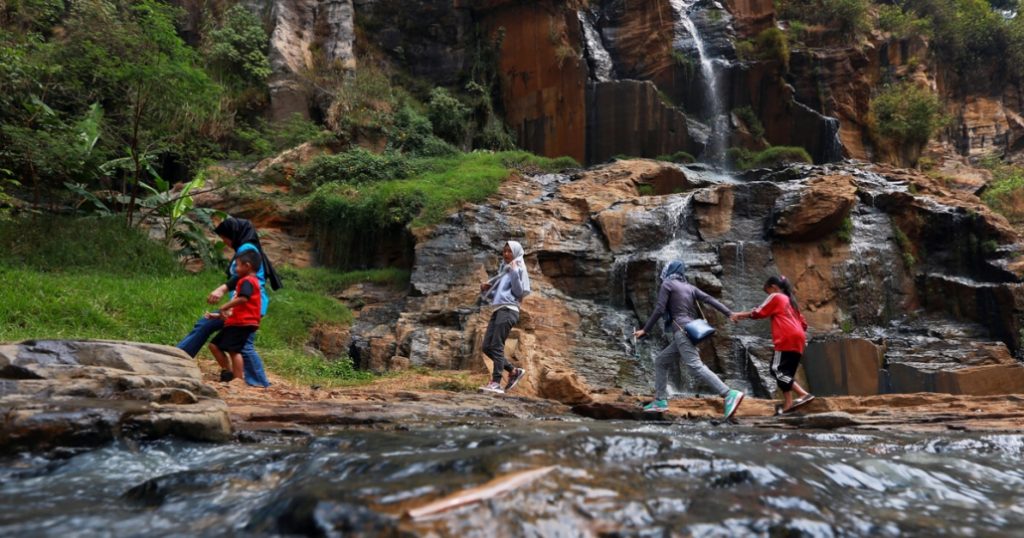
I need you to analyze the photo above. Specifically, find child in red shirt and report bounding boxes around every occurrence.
[207,250,263,383]
[732,275,814,414]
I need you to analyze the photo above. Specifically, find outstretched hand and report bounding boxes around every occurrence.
[730,313,744,323]
[633,329,646,338]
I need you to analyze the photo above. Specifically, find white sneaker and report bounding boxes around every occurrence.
[479,381,504,394]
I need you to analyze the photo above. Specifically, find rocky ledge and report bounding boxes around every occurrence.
[0,340,232,454]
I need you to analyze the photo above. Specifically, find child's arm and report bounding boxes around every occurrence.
[218,295,249,316]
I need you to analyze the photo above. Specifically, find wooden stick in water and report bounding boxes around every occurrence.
[406,466,557,520]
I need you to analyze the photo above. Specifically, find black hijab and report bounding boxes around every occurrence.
[214,217,283,291]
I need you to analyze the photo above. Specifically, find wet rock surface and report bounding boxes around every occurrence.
[0,340,231,454]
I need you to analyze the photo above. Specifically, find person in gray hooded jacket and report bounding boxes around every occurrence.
[479,241,531,394]
[633,260,745,419]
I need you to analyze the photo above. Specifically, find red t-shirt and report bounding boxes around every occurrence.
[750,293,807,353]
[226,275,261,327]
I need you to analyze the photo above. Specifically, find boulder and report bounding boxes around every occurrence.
[772,174,857,242]
[0,340,231,454]
[802,338,884,396]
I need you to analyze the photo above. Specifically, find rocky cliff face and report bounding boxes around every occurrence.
[339,159,1024,403]
[178,0,1024,166]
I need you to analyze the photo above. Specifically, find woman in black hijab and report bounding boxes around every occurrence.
[177,217,281,387]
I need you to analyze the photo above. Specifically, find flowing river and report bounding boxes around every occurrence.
[2,418,1023,536]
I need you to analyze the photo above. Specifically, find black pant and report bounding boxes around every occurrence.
[771,351,802,391]
[483,308,519,382]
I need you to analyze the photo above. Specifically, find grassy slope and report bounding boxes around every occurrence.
[0,217,406,386]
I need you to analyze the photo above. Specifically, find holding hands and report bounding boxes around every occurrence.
[730,312,750,323]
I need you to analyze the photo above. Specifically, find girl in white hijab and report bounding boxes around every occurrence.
[479,241,531,394]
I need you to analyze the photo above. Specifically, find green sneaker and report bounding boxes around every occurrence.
[643,399,669,412]
[723,390,745,420]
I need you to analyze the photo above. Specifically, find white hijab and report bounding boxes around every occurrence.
[482,240,531,301]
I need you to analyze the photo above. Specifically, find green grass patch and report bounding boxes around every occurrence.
[0,217,378,386]
[0,216,183,275]
[307,150,577,270]
[308,150,577,230]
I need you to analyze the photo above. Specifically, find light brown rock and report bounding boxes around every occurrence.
[0,340,231,454]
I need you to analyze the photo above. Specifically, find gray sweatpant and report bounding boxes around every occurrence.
[654,329,730,400]
[483,307,520,382]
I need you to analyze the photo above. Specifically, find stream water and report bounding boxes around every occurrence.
[3,419,1023,536]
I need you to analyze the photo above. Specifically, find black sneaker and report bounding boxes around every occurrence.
[219,370,235,382]
[505,367,526,392]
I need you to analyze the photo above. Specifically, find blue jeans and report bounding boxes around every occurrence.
[177,316,271,387]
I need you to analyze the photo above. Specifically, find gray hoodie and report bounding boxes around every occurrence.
[642,279,733,334]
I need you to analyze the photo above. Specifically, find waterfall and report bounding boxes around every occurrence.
[578,11,616,82]
[670,0,728,166]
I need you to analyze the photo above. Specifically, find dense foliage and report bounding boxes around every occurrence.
[1,0,221,222]
[869,82,945,147]
[775,0,872,40]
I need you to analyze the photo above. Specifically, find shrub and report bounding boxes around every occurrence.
[295,148,416,189]
[327,67,399,136]
[869,82,946,146]
[732,106,765,140]
[754,28,790,70]
[233,114,334,158]
[734,40,756,61]
[385,104,434,154]
[204,4,271,89]
[776,0,870,40]
[427,87,471,146]
[981,161,1024,222]
[727,146,812,169]
[836,215,853,243]
[878,5,934,39]
[655,151,696,164]
[474,116,517,151]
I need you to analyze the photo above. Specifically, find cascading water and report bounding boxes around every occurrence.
[670,0,729,165]
[578,10,616,82]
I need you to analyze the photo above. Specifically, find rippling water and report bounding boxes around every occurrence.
[2,420,1023,536]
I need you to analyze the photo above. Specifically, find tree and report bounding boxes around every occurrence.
[204,4,271,90]
[51,0,221,225]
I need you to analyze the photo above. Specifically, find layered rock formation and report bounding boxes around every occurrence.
[0,340,231,454]
[340,159,1024,404]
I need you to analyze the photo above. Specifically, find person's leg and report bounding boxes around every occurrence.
[208,342,230,372]
[240,332,271,387]
[774,352,803,410]
[229,352,245,381]
[178,316,224,357]
[483,310,517,383]
[481,311,502,382]
[653,341,680,402]
[674,331,730,396]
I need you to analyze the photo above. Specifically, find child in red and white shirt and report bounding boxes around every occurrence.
[732,275,814,414]
[207,250,263,383]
